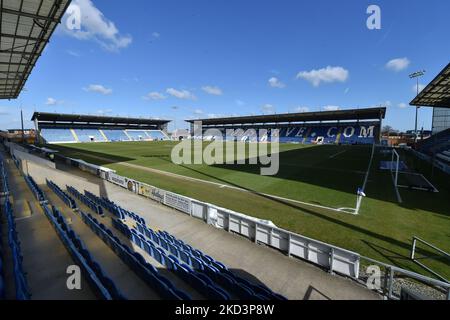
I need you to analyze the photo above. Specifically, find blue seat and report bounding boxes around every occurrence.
[159,239,169,251]
[207,285,230,300]
[168,244,179,258]
[179,250,191,265]
[190,256,204,270]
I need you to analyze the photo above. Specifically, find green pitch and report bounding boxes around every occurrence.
[49,141,450,279]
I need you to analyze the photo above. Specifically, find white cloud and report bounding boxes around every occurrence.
[143,92,166,100]
[84,84,112,95]
[45,97,64,105]
[385,57,410,72]
[294,106,309,113]
[62,0,132,51]
[66,50,80,57]
[268,77,286,88]
[323,105,340,111]
[261,104,275,114]
[398,102,408,109]
[202,86,223,96]
[412,84,426,93]
[296,66,349,87]
[166,88,196,100]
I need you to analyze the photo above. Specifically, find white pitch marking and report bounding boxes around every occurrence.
[329,149,348,159]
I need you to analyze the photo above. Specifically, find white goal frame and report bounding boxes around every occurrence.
[391,148,400,187]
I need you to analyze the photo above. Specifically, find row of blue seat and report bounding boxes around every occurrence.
[84,190,146,225]
[24,175,46,203]
[46,179,77,209]
[79,211,190,300]
[113,219,231,300]
[50,206,125,299]
[24,175,119,300]
[76,184,286,300]
[84,191,124,219]
[133,222,286,300]
[2,197,31,300]
[67,186,103,216]
[0,161,7,299]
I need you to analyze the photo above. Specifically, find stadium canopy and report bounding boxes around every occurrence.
[0,0,71,99]
[186,107,386,126]
[410,62,450,108]
[31,112,171,130]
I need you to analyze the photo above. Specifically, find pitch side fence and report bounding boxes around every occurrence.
[7,142,450,300]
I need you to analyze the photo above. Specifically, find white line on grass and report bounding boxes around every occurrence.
[329,149,348,159]
[75,153,354,215]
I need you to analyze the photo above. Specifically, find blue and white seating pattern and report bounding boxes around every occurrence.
[40,128,168,143]
[102,130,130,142]
[73,129,106,142]
[40,128,76,143]
[201,123,379,145]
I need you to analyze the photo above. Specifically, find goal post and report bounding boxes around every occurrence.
[391,148,400,187]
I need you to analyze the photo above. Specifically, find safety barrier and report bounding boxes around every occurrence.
[105,173,361,278]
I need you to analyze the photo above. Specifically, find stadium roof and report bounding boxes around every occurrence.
[186,107,386,126]
[32,112,171,125]
[0,0,71,99]
[410,62,450,108]
[31,112,171,129]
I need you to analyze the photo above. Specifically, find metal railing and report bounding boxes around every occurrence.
[410,236,450,283]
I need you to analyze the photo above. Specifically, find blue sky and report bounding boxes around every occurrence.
[1,0,449,131]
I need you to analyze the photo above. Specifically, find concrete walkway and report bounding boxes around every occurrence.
[26,160,381,300]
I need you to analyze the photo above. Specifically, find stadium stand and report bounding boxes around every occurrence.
[187,107,385,145]
[417,128,450,157]
[32,113,170,144]
[40,128,76,143]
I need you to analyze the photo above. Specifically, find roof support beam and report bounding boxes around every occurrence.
[1,8,60,23]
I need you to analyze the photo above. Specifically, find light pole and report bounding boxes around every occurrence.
[409,70,426,144]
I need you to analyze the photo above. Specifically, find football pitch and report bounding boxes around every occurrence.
[50,141,450,279]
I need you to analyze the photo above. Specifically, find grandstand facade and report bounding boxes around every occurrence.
[31,112,170,144]
[186,107,386,145]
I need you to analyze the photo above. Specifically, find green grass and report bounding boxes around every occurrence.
[49,141,450,279]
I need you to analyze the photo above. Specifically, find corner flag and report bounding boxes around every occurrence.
[357,187,366,197]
